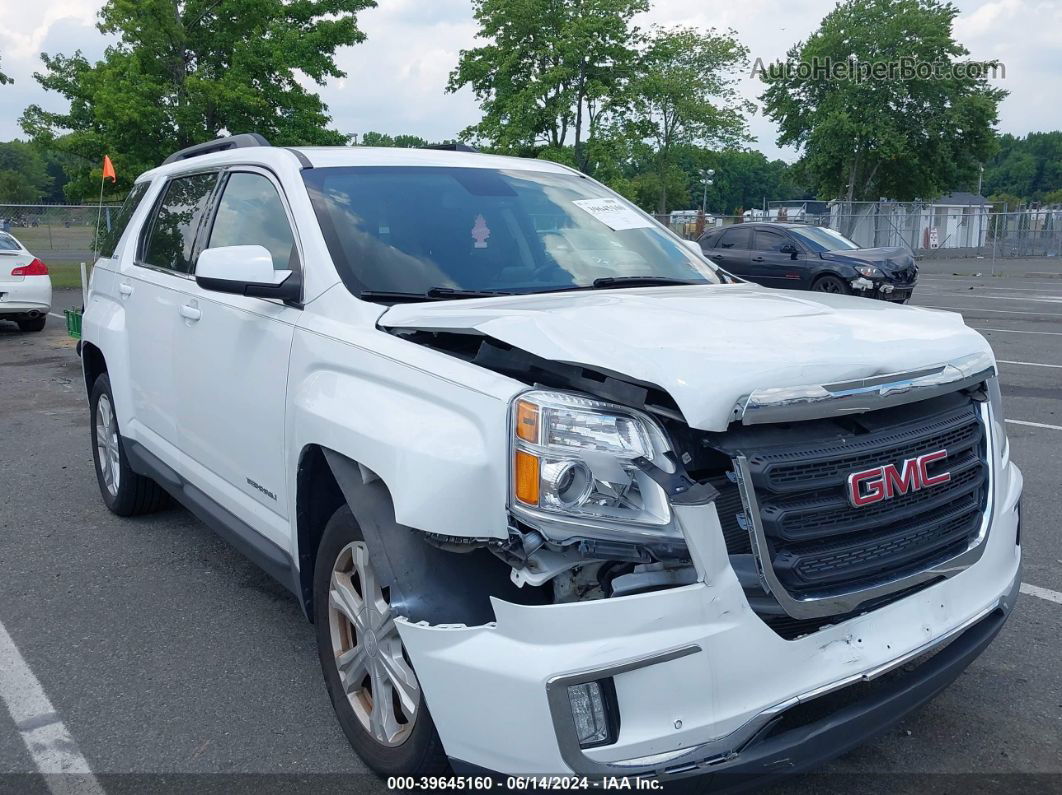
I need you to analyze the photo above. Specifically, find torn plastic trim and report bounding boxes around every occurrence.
[389,327,686,423]
[323,450,549,625]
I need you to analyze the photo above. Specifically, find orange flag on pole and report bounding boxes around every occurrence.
[102,155,116,183]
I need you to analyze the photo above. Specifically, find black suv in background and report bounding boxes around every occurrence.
[698,222,918,302]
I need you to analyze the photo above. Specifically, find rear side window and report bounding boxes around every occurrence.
[719,226,751,249]
[206,172,297,271]
[699,230,720,249]
[100,182,150,258]
[0,232,21,251]
[141,173,218,273]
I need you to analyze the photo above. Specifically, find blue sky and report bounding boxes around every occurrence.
[0,0,1051,162]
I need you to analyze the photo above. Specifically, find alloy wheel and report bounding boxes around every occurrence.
[95,393,121,497]
[327,541,420,747]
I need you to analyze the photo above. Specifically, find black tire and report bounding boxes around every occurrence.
[17,316,46,332]
[89,373,167,516]
[812,274,851,295]
[314,505,449,778]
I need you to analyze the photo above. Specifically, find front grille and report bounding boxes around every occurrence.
[715,392,989,601]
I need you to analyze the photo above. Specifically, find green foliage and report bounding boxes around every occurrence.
[760,0,1006,203]
[0,55,10,85]
[0,141,53,203]
[986,192,1024,210]
[621,26,752,212]
[359,131,431,148]
[448,0,648,171]
[1042,188,1062,206]
[20,0,376,200]
[982,132,1062,202]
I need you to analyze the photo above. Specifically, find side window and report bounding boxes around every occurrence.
[719,226,751,249]
[206,172,297,271]
[100,181,150,258]
[699,230,719,249]
[141,173,218,273]
[754,229,791,252]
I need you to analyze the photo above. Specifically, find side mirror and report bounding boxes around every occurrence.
[683,239,705,256]
[195,245,301,303]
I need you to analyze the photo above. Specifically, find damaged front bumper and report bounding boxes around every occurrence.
[396,461,1022,782]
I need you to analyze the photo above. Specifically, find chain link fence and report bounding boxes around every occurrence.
[0,204,122,265]
[659,200,1062,259]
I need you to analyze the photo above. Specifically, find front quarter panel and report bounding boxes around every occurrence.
[288,286,525,542]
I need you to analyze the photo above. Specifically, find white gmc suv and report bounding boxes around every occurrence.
[80,135,1022,785]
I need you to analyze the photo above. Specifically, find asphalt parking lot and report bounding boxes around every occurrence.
[1,261,1060,794]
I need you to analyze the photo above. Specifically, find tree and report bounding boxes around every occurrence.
[760,0,1006,206]
[359,131,431,148]
[982,132,1062,201]
[448,0,648,172]
[0,141,53,203]
[0,55,10,85]
[20,0,375,200]
[622,26,752,213]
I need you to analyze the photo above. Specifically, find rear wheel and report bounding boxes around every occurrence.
[314,505,448,777]
[17,316,46,332]
[90,373,167,516]
[812,274,850,295]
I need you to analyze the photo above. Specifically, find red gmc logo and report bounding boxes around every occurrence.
[847,450,951,507]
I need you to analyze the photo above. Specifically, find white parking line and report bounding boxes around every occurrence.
[1021,583,1062,605]
[920,304,1062,317]
[1006,419,1062,431]
[0,620,103,794]
[918,284,1062,295]
[972,327,1062,336]
[47,312,66,321]
[918,293,1062,305]
[997,359,1062,369]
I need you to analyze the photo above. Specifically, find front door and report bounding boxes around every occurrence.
[749,228,806,289]
[173,169,300,548]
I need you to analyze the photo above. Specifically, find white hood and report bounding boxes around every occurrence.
[380,284,992,431]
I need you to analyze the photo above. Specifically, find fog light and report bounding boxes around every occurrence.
[567,680,616,747]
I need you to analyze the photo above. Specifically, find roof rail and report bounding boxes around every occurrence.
[423,142,479,153]
[162,133,271,165]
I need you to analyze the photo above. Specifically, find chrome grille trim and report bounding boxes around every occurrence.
[734,400,995,620]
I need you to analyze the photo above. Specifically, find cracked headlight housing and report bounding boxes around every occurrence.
[510,391,673,531]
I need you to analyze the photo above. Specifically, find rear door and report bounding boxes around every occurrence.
[173,168,301,543]
[709,226,753,277]
[749,228,806,288]
[121,171,219,462]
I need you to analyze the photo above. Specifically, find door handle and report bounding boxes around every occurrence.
[752,256,766,262]
[119,283,134,298]
[179,303,202,322]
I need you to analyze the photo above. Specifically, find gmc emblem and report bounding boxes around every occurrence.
[846,449,951,507]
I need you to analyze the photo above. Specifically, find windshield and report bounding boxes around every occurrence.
[789,226,860,253]
[303,166,720,298]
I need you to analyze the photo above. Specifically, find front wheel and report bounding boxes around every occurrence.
[812,274,851,295]
[314,505,448,777]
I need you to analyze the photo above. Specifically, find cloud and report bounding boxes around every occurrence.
[0,0,1058,162]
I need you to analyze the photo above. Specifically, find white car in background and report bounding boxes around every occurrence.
[0,230,52,332]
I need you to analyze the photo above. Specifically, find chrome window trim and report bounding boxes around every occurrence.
[732,351,996,426]
[733,396,996,620]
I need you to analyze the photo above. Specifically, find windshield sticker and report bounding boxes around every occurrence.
[471,214,491,248]
[572,198,653,231]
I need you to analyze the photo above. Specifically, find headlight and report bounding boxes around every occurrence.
[855,264,884,278]
[510,391,672,528]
